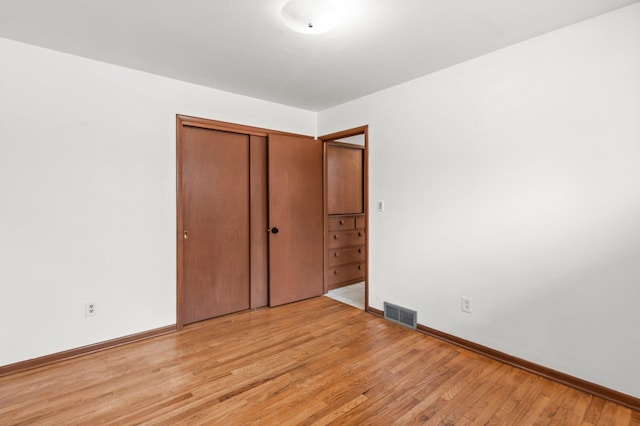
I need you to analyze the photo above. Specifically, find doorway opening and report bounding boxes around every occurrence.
[320,126,368,311]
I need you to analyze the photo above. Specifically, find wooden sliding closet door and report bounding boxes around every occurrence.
[268,133,324,306]
[181,126,250,324]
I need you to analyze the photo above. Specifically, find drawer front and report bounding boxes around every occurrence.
[328,216,355,231]
[328,246,365,267]
[328,230,365,249]
[355,215,366,229]
[328,263,365,286]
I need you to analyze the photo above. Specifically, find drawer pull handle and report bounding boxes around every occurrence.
[358,248,362,253]
[334,235,339,239]
[334,270,338,275]
[358,232,362,236]
[334,252,339,257]
[358,265,362,270]
[339,219,344,225]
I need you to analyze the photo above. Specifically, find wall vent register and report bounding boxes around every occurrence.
[384,302,417,329]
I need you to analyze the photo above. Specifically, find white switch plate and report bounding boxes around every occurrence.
[377,200,385,212]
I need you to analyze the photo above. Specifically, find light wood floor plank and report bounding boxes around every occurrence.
[0,297,637,425]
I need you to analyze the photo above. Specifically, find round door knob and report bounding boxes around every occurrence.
[271,227,279,234]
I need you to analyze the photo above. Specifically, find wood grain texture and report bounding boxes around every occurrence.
[326,144,364,215]
[362,127,369,311]
[326,214,366,289]
[327,262,365,287]
[250,135,269,309]
[328,215,356,231]
[0,326,175,377]
[268,133,324,307]
[328,229,365,249]
[368,306,640,412]
[1,297,637,425]
[328,246,365,267]
[182,126,250,323]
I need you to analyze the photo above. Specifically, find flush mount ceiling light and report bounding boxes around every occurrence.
[281,0,339,35]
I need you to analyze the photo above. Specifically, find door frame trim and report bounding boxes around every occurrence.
[176,115,315,328]
[319,125,369,311]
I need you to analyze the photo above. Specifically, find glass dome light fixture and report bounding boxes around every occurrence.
[281,0,339,35]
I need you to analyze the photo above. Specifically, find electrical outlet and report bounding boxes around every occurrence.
[461,296,472,314]
[85,301,97,317]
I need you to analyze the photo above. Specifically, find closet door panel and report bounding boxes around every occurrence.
[182,127,250,324]
[268,134,324,306]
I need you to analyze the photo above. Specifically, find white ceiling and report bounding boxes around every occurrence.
[1,0,638,111]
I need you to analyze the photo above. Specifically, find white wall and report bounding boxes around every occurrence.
[319,4,640,397]
[0,37,316,366]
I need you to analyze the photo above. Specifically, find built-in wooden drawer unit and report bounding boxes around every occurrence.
[326,213,366,290]
[328,246,365,267]
[328,229,365,249]
[327,262,365,286]
[328,216,355,231]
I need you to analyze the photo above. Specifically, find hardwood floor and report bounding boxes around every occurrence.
[0,297,638,425]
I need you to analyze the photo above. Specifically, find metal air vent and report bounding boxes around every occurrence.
[383,302,417,329]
